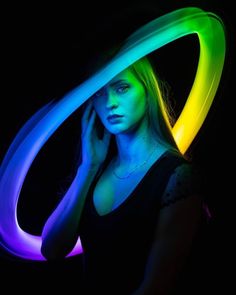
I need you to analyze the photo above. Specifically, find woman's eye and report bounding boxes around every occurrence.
[116,85,129,93]
[93,89,104,98]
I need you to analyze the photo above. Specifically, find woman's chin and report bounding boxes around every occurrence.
[106,126,125,135]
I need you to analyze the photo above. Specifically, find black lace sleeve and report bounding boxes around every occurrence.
[160,163,203,208]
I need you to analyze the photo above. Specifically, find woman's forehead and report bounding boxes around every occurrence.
[108,68,136,85]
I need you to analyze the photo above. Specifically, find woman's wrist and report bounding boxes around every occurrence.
[79,162,101,175]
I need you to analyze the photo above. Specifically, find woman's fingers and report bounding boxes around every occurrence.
[80,105,110,166]
[81,101,93,135]
[85,110,96,139]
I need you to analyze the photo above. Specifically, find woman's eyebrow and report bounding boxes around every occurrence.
[109,79,127,87]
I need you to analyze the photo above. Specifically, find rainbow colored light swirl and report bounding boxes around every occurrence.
[0,7,226,260]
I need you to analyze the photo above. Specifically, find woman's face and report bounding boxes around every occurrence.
[92,68,147,135]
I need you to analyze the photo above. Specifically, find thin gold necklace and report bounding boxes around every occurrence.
[112,145,158,179]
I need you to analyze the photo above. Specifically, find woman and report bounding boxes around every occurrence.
[41,56,204,295]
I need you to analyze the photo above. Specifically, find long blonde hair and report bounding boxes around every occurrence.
[130,57,179,153]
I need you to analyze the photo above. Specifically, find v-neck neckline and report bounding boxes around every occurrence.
[92,150,170,217]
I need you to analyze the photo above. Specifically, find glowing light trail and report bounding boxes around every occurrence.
[0,7,226,260]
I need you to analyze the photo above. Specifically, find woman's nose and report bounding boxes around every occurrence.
[106,91,118,109]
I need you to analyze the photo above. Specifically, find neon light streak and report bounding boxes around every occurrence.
[0,7,226,260]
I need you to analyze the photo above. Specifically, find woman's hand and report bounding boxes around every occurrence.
[81,101,111,169]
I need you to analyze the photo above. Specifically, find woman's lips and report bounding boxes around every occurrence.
[107,114,123,123]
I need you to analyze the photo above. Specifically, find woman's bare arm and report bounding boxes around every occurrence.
[41,101,111,260]
[41,163,99,260]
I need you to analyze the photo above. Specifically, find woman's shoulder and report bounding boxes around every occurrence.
[158,149,204,208]
[153,148,190,173]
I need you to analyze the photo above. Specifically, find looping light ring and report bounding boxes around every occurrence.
[0,7,226,260]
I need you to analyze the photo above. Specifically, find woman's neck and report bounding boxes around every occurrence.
[115,124,159,167]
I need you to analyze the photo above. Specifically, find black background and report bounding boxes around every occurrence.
[1,1,234,293]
